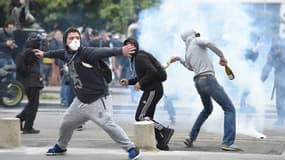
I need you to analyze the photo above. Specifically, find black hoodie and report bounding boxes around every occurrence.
[123,38,163,91]
[43,28,123,103]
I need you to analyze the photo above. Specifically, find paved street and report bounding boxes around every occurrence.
[0,86,285,160]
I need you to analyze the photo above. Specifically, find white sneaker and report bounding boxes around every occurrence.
[221,144,242,151]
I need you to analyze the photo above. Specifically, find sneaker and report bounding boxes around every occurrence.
[128,147,140,160]
[184,138,193,148]
[221,144,242,151]
[156,144,169,151]
[46,144,67,156]
[161,127,174,145]
[22,128,40,134]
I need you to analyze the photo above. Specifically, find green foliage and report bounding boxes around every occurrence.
[0,0,160,34]
[0,0,11,25]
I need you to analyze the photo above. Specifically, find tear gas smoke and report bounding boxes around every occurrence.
[136,0,278,138]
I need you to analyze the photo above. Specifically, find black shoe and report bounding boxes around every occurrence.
[155,127,174,150]
[160,127,174,146]
[22,128,40,134]
[156,144,169,151]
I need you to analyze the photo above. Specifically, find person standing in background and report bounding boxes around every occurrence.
[110,33,131,80]
[16,32,44,134]
[50,30,75,107]
[261,34,285,126]
[81,26,93,47]
[0,22,17,79]
[240,34,261,114]
[127,17,139,40]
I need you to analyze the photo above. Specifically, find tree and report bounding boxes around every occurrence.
[0,0,159,33]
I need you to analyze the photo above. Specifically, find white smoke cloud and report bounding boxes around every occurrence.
[137,0,275,138]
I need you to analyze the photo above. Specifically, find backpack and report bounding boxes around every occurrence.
[143,52,167,82]
[98,60,112,83]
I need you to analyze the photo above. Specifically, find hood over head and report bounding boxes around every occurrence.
[181,29,199,45]
[63,27,81,51]
[123,37,139,55]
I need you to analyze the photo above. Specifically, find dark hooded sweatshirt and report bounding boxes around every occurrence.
[44,43,123,104]
[124,38,163,91]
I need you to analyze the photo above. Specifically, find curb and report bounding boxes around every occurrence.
[0,147,282,160]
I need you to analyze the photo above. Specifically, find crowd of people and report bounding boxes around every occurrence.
[1,18,285,160]
[1,1,285,160]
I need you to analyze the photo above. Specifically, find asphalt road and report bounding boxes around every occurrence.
[0,86,285,160]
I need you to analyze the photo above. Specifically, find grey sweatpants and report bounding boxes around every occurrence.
[56,96,135,151]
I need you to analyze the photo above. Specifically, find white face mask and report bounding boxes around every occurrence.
[68,39,80,51]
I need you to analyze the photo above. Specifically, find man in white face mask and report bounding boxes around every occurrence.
[68,38,80,51]
[34,27,141,160]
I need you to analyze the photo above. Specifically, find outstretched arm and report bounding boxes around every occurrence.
[33,49,65,59]
[162,56,181,69]
[82,44,136,64]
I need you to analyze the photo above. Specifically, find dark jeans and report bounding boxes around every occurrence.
[190,75,236,146]
[17,87,40,130]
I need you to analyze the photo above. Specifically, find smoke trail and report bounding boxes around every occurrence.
[137,0,273,138]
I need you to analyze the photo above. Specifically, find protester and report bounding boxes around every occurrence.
[33,27,140,159]
[16,32,44,134]
[240,34,261,114]
[261,34,285,126]
[163,95,176,125]
[120,37,174,151]
[172,29,240,151]
[0,22,17,80]
[50,30,75,107]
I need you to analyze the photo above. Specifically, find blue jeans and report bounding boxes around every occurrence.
[190,75,236,146]
[276,85,285,122]
[60,82,75,106]
[0,57,15,80]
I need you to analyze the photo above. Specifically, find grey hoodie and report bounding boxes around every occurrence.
[180,29,224,77]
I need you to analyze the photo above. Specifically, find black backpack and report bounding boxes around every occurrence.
[143,52,167,82]
[98,60,112,83]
